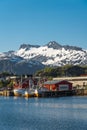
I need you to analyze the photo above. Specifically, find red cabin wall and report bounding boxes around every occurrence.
[57,81,72,91]
[44,80,72,91]
[44,84,57,91]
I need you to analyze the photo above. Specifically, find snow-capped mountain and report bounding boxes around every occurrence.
[15,41,87,66]
[0,41,87,74]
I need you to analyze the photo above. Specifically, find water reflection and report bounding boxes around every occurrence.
[0,96,87,130]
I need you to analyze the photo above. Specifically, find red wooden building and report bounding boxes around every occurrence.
[44,80,72,91]
[13,77,37,89]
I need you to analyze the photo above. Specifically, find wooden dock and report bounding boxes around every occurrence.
[0,89,87,97]
[0,90,14,96]
[37,90,74,97]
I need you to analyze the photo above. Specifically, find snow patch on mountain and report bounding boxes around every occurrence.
[15,42,87,66]
[0,41,87,68]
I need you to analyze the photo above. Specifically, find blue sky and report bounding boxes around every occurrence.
[0,0,87,52]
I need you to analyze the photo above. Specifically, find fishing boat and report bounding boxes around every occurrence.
[13,75,48,97]
[24,88,36,97]
[33,87,49,97]
[13,75,31,97]
[13,88,26,96]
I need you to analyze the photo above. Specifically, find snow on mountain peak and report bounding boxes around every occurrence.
[0,41,87,68]
[14,41,87,66]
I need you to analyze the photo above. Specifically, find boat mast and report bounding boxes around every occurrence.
[20,75,22,88]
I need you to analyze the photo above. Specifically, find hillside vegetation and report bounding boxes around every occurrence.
[35,65,87,78]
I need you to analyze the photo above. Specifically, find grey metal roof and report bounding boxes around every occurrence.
[44,80,71,85]
[44,80,61,85]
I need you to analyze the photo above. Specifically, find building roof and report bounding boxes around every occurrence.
[44,80,71,85]
[53,76,87,81]
[44,80,59,85]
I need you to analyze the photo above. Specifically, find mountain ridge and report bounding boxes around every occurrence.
[0,41,87,74]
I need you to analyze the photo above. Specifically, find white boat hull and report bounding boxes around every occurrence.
[24,89,39,98]
[13,88,25,96]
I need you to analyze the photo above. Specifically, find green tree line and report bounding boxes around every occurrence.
[0,72,13,89]
[35,65,87,78]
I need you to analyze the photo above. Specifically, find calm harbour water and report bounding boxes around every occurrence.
[0,96,87,130]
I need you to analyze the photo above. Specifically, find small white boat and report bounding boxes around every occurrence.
[24,89,36,97]
[34,87,49,97]
[13,75,35,97]
[13,88,26,96]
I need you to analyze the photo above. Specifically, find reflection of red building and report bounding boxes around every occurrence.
[44,80,72,91]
